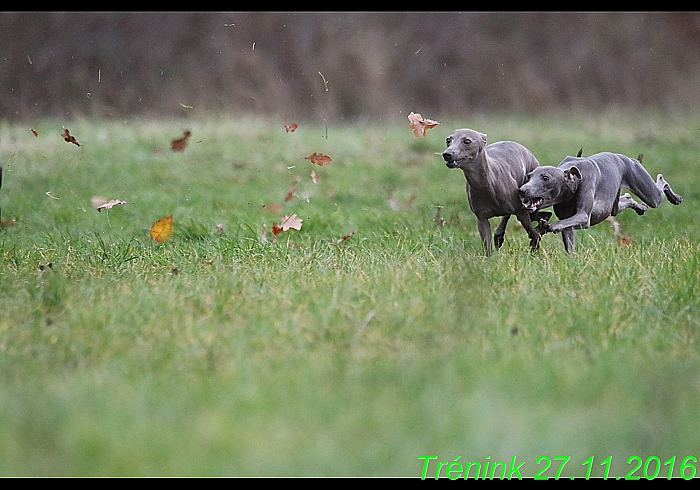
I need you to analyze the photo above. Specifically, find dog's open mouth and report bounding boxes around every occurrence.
[521,197,544,213]
[445,158,466,169]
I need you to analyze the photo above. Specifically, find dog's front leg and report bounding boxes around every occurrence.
[477,218,493,255]
[515,210,542,251]
[493,216,510,249]
[562,229,576,253]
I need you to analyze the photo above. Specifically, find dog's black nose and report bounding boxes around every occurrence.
[442,152,453,163]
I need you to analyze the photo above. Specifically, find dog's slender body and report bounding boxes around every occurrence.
[518,151,682,252]
[442,129,549,254]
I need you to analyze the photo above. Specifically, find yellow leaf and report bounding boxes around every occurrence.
[150,215,173,242]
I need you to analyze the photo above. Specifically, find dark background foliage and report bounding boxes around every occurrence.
[2,12,700,121]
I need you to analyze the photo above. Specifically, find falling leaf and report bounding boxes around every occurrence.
[95,199,132,212]
[285,176,301,202]
[30,128,38,137]
[0,218,17,227]
[336,231,356,243]
[272,214,303,236]
[263,202,283,213]
[305,152,332,166]
[284,123,299,133]
[171,130,191,152]
[606,216,632,246]
[280,214,303,231]
[150,215,173,242]
[61,127,80,146]
[407,111,440,137]
[310,171,319,184]
[617,236,633,246]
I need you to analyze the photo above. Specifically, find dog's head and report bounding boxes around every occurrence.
[442,129,487,169]
[519,165,581,212]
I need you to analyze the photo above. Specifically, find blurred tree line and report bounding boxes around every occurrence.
[1,12,700,122]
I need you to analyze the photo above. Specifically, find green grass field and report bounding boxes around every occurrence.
[0,113,699,477]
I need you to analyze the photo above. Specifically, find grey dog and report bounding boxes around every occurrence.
[442,128,550,254]
[518,151,683,252]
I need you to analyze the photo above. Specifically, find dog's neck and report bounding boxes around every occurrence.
[563,177,580,200]
[459,146,490,188]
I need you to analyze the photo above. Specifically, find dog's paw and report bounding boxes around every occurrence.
[494,233,505,249]
[536,218,550,235]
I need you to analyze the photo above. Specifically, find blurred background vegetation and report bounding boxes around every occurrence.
[2,12,700,122]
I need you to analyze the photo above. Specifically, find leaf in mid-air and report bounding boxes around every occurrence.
[407,111,440,137]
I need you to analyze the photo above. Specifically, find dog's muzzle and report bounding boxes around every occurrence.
[442,152,465,169]
[520,196,544,213]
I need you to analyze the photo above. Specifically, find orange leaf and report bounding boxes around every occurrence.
[30,128,38,137]
[336,231,356,243]
[407,111,440,137]
[61,127,80,146]
[171,130,191,152]
[284,123,298,133]
[150,215,173,242]
[304,152,332,166]
[271,223,284,236]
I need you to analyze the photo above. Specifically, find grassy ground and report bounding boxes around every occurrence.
[0,113,699,477]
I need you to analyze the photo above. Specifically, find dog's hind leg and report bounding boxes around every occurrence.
[623,156,682,208]
[616,193,649,216]
[657,174,682,205]
[493,216,510,249]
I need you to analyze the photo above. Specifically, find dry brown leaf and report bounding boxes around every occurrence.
[272,214,303,236]
[304,152,332,166]
[271,222,284,236]
[95,199,132,212]
[280,214,303,231]
[263,202,284,213]
[30,128,38,137]
[61,127,80,146]
[284,176,301,202]
[284,123,299,133]
[171,130,191,152]
[336,231,356,243]
[408,111,440,137]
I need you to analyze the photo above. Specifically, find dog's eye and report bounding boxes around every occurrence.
[542,175,550,182]
[446,138,451,145]
[463,138,471,145]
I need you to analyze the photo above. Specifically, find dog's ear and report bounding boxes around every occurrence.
[565,166,582,181]
[479,132,487,145]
